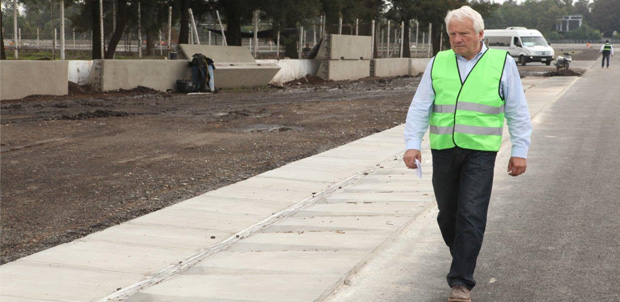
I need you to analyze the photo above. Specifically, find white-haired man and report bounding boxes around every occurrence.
[403,6,532,302]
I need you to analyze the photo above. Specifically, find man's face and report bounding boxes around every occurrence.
[448,18,483,60]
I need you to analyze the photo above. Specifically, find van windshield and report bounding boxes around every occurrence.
[521,36,548,47]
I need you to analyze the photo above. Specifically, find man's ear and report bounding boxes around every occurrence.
[478,29,484,41]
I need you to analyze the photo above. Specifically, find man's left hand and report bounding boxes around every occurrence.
[507,157,527,176]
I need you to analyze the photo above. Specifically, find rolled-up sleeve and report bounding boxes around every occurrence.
[404,59,435,151]
[502,56,532,158]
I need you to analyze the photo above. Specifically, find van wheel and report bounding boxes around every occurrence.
[546,61,551,66]
[519,55,526,66]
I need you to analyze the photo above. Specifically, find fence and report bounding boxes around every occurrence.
[2,1,433,61]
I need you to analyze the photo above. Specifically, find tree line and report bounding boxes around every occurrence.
[2,0,619,61]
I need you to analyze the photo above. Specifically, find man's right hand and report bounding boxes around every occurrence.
[403,149,422,169]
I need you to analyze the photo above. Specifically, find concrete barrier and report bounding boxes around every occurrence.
[371,58,411,77]
[323,60,370,81]
[257,59,320,85]
[410,58,431,76]
[98,59,280,91]
[0,61,69,100]
[330,35,372,60]
[99,60,189,92]
[178,44,256,63]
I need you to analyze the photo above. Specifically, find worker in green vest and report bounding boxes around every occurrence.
[403,6,532,302]
[600,40,614,68]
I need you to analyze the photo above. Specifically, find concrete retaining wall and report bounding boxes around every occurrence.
[99,60,280,91]
[330,35,372,60]
[410,58,431,76]
[326,60,370,81]
[100,60,189,92]
[178,44,256,63]
[257,59,320,85]
[0,61,69,100]
[371,58,411,77]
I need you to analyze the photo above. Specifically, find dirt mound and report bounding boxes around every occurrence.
[544,69,584,77]
[284,75,328,86]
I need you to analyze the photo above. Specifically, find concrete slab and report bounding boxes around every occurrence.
[0,261,142,302]
[263,215,412,233]
[296,201,429,217]
[207,185,314,204]
[84,222,229,250]
[188,250,367,275]
[226,232,389,253]
[19,239,197,274]
[128,207,261,232]
[125,273,342,302]
[172,195,287,217]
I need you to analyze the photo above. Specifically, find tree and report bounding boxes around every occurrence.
[415,0,466,56]
[591,0,620,37]
[387,0,420,57]
[105,0,129,59]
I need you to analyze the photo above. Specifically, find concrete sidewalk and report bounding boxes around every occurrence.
[0,68,584,301]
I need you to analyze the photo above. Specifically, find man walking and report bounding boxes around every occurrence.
[600,40,614,68]
[403,6,532,302]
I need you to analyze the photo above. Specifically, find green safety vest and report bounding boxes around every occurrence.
[604,43,612,51]
[430,48,508,151]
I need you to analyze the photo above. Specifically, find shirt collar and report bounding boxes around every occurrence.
[456,42,487,62]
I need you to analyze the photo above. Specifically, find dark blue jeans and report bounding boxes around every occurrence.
[431,147,497,290]
[602,53,610,67]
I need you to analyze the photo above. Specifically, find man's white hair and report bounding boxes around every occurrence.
[444,6,485,34]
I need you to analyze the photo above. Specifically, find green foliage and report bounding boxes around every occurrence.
[591,0,620,37]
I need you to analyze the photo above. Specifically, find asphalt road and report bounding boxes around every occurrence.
[324,57,620,302]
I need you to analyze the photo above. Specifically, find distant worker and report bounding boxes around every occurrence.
[302,43,312,58]
[404,6,531,302]
[586,41,591,48]
[600,40,614,69]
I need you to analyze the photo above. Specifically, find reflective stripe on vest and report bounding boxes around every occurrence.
[429,48,508,151]
[604,43,612,51]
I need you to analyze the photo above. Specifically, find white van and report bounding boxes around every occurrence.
[484,27,554,66]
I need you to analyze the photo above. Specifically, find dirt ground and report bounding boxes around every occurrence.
[1,48,595,264]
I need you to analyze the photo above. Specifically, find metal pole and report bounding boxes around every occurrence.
[276,29,280,58]
[60,0,65,60]
[216,10,227,46]
[189,8,200,44]
[339,17,342,35]
[319,15,323,39]
[159,29,163,56]
[138,1,142,57]
[53,28,57,60]
[400,21,404,58]
[439,24,443,51]
[253,10,259,58]
[36,27,39,47]
[387,20,391,58]
[371,19,375,59]
[415,20,419,52]
[323,15,327,37]
[73,28,76,48]
[168,6,172,50]
[428,23,432,57]
[100,0,104,58]
[298,25,303,58]
[356,19,359,36]
[13,0,18,59]
[313,25,316,45]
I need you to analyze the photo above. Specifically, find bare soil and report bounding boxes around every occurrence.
[1,75,420,264]
[1,54,589,264]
